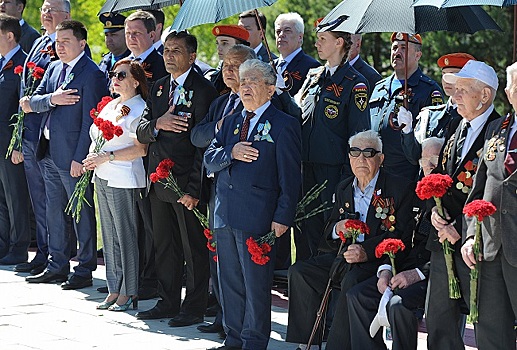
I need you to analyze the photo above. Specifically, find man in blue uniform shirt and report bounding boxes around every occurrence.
[98,13,130,75]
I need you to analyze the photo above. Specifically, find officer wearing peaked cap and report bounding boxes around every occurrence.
[400,52,476,168]
[369,32,444,181]
[98,13,131,74]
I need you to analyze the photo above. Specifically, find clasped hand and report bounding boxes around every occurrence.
[50,88,80,106]
[156,105,189,133]
[343,244,367,264]
[431,206,460,244]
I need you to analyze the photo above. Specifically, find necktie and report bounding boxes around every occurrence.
[222,93,238,117]
[455,121,470,166]
[0,56,4,71]
[278,60,287,72]
[57,63,69,87]
[169,80,178,106]
[240,111,255,142]
[505,129,517,175]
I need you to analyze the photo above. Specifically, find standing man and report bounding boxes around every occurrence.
[146,9,164,54]
[238,10,276,63]
[135,31,217,326]
[125,10,167,85]
[204,59,301,350]
[427,60,500,349]
[369,33,443,181]
[348,34,381,89]
[98,13,130,74]
[461,61,517,350]
[13,0,71,276]
[0,14,30,265]
[274,12,319,97]
[21,20,108,288]
[0,0,39,52]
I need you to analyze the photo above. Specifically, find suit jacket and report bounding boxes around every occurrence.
[427,109,501,252]
[318,169,415,274]
[465,113,517,266]
[20,21,40,54]
[137,69,218,203]
[0,48,26,152]
[204,103,302,235]
[256,44,277,63]
[141,48,167,85]
[29,54,109,170]
[275,50,320,97]
[352,56,381,91]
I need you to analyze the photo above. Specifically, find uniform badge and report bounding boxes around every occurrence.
[345,202,350,208]
[353,83,368,112]
[289,71,302,81]
[444,58,449,66]
[431,90,444,105]
[157,85,163,97]
[324,105,339,119]
[326,83,344,97]
[339,208,345,214]
[395,32,404,40]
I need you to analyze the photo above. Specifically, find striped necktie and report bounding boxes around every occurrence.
[222,93,238,117]
[240,111,255,141]
[455,121,470,166]
[169,80,178,106]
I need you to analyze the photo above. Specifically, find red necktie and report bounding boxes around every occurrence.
[240,111,255,142]
[505,130,517,175]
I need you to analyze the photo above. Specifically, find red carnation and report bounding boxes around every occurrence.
[338,219,370,244]
[32,67,45,80]
[204,228,213,239]
[13,65,23,75]
[26,62,36,69]
[375,238,406,259]
[96,96,113,113]
[213,255,218,262]
[114,125,123,137]
[149,173,160,183]
[207,241,216,252]
[415,174,454,200]
[160,158,175,169]
[463,199,497,222]
[156,166,170,179]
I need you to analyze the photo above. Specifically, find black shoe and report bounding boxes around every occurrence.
[197,322,224,334]
[0,254,27,265]
[136,304,177,320]
[14,261,44,273]
[97,286,108,293]
[26,270,68,283]
[138,286,158,300]
[30,264,46,276]
[61,274,93,290]
[205,303,220,317]
[168,312,203,327]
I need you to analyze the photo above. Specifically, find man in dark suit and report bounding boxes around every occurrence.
[0,14,30,265]
[146,10,164,54]
[427,60,500,350]
[348,34,381,90]
[21,20,108,289]
[274,12,320,97]
[238,10,277,63]
[98,13,130,75]
[461,61,517,350]
[0,0,39,52]
[286,130,415,350]
[135,31,218,326]
[125,10,167,85]
[204,59,301,350]
[13,0,71,276]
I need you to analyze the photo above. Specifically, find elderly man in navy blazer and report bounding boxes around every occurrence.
[204,59,301,350]
[0,14,31,265]
[274,12,320,97]
[21,20,108,289]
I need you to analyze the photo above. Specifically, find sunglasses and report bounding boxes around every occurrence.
[108,71,127,81]
[349,147,381,158]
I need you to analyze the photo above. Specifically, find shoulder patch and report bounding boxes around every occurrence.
[353,83,368,112]
[431,90,444,105]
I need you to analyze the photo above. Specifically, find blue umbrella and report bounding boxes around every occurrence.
[170,0,276,31]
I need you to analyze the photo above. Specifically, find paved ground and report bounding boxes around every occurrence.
[0,252,478,350]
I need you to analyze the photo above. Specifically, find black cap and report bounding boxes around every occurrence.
[100,13,126,33]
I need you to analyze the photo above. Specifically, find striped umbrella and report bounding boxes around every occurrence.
[170,0,277,31]
[98,0,181,15]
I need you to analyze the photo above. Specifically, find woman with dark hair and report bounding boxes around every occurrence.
[83,59,148,311]
[294,24,371,261]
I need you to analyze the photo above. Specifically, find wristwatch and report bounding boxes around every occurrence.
[109,151,115,161]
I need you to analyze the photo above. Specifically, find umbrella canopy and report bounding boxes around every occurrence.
[318,0,502,34]
[413,0,517,7]
[170,0,276,31]
[98,0,180,15]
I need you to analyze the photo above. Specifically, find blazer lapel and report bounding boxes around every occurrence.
[366,171,384,237]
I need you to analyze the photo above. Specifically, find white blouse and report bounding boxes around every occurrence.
[89,95,146,189]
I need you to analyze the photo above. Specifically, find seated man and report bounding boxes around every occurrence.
[346,136,444,350]
[286,130,415,350]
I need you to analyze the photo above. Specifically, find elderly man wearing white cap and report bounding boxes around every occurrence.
[427,60,501,350]
[460,61,517,350]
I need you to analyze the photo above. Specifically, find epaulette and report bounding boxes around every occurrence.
[307,66,325,76]
[419,73,438,86]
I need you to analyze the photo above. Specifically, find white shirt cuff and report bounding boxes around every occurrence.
[331,223,339,240]
[415,268,425,281]
[377,264,392,277]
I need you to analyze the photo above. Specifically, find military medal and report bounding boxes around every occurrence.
[339,208,345,214]
[157,85,163,97]
[234,124,240,135]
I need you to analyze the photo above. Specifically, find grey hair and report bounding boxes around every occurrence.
[350,34,362,43]
[239,59,276,86]
[275,12,304,34]
[226,44,257,61]
[58,0,71,12]
[349,130,383,152]
[422,137,444,151]
[506,61,517,90]
[471,79,497,104]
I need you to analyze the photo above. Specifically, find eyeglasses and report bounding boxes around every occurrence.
[108,71,127,81]
[349,147,381,158]
[39,7,68,14]
[419,155,440,168]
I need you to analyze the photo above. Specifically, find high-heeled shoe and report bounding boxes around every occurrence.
[96,298,117,310]
[108,296,138,311]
